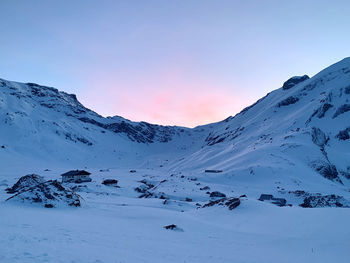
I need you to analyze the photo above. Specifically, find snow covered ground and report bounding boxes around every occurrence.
[1,167,350,263]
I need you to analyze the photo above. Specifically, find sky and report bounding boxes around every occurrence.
[0,0,350,127]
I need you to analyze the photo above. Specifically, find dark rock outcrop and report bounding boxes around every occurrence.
[333,104,350,118]
[277,96,299,107]
[6,179,81,208]
[282,75,309,90]
[300,194,348,208]
[311,127,328,148]
[102,179,119,186]
[209,191,226,198]
[6,174,45,194]
[310,160,341,183]
[258,194,286,206]
[336,128,350,140]
[202,197,241,210]
[163,224,183,231]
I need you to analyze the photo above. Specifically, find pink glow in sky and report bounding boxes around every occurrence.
[1,1,350,127]
[81,67,246,127]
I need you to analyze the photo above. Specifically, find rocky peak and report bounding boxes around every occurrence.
[282,75,310,90]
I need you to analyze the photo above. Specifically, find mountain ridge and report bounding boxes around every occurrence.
[1,58,350,194]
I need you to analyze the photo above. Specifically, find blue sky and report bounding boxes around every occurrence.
[0,0,349,126]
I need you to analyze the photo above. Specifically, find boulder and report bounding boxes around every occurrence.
[102,179,118,186]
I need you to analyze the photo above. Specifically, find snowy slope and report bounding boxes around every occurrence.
[171,58,350,195]
[0,79,207,168]
[1,58,350,263]
[1,58,350,188]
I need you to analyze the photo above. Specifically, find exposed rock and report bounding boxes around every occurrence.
[205,169,223,173]
[336,127,350,140]
[316,103,333,119]
[345,85,350,94]
[333,104,350,118]
[311,127,328,148]
[282,75,309,90]
[102,179,119,187]
[6,174,45,194]
[209,191,226,198]
[340,170,350,179]
[310,160,341,183]
[200,186,210,191]
[6,180,81,208]
[277,96,299,107]
[202,197,241,210]
[258,194,286,206]
[78,117,183,144]
[163,224,183,231]
[300,194,349,208]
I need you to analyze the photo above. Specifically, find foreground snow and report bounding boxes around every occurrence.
[1,168,349,263]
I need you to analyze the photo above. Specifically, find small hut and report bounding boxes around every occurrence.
[61,170,92,183]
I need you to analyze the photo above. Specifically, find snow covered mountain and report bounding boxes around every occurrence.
[0,58,349,187]
[1,58,349,186]
[0,77,208,167]
[174,58,350,190]
[1,58,350,263]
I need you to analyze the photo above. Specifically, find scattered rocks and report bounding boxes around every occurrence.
[300,194,349,208]
[202,197,241,210]
[185,197,193,202]
[200,186,210,191]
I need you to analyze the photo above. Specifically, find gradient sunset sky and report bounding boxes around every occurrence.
[1,0,349,127]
